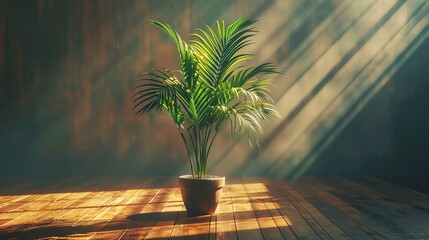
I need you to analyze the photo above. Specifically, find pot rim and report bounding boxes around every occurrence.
[179,175,225,181]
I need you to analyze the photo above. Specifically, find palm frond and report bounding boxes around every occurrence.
[227,102,264,140]
[230,63,278,87]
[191,18,257,88]
[151,20,199,91]
[132,68,186,125]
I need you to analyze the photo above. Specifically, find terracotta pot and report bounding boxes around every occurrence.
[178,175,225,216]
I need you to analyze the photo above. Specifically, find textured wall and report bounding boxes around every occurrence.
[0,0,428,178]
[305,38,429,177]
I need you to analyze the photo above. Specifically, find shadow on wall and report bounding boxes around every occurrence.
[212,0,429,179]
[303,36,429,178]
[0,0,428,178]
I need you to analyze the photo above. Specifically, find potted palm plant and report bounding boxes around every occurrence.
[132,17,279,216]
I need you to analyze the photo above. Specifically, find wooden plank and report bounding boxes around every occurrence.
[0,178,89,234]
[0,178,88,230]
[0,193,48,214]
[307,177,400,239]
[215,182,238,240]
[262,180,322,240]
[0,180,80,216]
[208,210,216,240]
[0,194,43,220]
[1,178,102,238]
[88,180,161,239]
[37,179,124,240]
[320,179,419,239]
[169,210,211,240]
[365,177,429,212]
[118,184,176,239]
[0,193,29,206]
[89,186,161,239]
[58,185,123,239]
[255,180,298,240]
[305,178,402,240]
[276,179,351,240]
[243,179,285,240]
[1,177,428,239]
[327,177,429,239]
[66,180,147,239]
[358,177,429,227]
[274,180,333,240]
[229,180,264,240]
[144,187,182,239]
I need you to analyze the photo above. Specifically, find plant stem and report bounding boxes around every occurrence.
[197,128,203,178]
[207,126,218,162]
[202,127,211,179]
[178,126,195,178]
[190,127,200,178]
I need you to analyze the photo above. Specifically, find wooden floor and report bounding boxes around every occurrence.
[0,177,428,240]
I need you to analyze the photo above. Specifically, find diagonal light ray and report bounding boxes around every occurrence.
[266,1,429,178]
[208,0,428,178]
[251,0,335,63]
[278,0,377,94]
[233,0,408,175]
[209,0,347,173]
[288,17,429,180]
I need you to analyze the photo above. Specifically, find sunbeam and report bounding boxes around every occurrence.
[210,0,428,178]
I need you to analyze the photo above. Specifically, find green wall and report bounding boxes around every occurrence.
[305,38,429,177]
[0,0,428,178]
